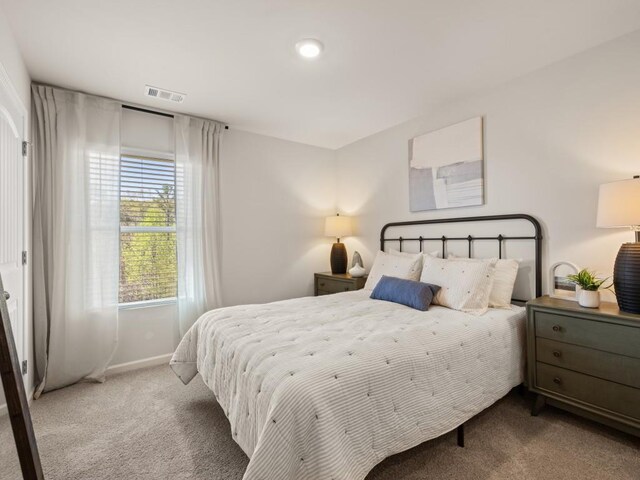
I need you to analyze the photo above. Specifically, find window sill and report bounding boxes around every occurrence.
[119,297,177,311]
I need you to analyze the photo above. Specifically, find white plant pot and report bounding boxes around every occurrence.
[578,290,600,308]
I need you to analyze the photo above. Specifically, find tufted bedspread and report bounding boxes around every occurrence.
[170,290,526,480]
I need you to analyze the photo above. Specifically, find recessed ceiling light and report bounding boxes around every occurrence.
[295,38,324,59]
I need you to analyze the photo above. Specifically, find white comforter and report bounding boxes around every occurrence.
[170,291,526,480]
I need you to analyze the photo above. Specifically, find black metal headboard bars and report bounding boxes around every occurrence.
[380,214,543,301]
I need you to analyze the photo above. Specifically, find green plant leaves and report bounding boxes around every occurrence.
[566,269,611,291]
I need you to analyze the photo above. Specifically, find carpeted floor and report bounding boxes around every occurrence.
[1,365,638,480]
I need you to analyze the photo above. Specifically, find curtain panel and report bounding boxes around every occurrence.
[175,115,223,336]
[31,85,120,396]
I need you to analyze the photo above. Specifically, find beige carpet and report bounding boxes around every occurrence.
[1,365,638,480]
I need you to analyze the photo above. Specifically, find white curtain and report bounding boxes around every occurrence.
[32,85,120,396]
[175,115,223,336]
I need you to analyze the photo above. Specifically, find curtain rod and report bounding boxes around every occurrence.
[32,81,229,129]
[122,104,174,118]
[121,104,229,129]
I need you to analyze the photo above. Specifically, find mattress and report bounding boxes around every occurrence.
[170,290,526,480]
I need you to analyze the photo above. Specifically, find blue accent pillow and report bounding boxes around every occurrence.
[370,275,441,311]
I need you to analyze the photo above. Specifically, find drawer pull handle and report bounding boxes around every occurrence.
[552,325,562,332]
[552,350,562,358]
[319,282,325,287]
[344,287,349,291]
[553,377,562,385]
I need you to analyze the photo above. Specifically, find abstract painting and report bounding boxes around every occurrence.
[409,117,484,211]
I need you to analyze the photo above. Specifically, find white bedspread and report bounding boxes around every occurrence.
[170,291,526,480]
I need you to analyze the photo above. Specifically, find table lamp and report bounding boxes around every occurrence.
[596,175,640,314]
[325,214,352,274]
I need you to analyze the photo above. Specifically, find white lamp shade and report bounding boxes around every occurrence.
[597,177,640,228]
[325,215,352,238]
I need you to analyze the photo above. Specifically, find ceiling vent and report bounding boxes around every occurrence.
[144,85,186,103]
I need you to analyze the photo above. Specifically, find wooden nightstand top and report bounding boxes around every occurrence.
[314,272,367,281]
[527,295,640,324]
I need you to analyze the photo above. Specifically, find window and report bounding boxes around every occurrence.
[119,153,177,304]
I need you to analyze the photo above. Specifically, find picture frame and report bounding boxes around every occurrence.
[409,117,484,212]
[548,261,581,301]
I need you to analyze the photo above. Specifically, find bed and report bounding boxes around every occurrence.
[171,214,543,480]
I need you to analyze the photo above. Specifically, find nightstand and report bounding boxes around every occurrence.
[314,272,367,296]
[526,296,640,437]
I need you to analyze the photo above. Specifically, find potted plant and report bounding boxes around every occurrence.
[566,269,611,308]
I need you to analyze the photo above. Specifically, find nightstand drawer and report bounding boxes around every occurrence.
[536,363,640,420]
[314,273,366,296]
[535,311,640,358]
[316,278,356,294]
[537,338,640,388]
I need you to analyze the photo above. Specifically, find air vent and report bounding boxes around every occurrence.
[144,85,186,103]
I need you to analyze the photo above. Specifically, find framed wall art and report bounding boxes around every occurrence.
[409,117,484,212]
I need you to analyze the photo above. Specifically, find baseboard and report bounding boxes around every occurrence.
[106,353,173,376]
[1,355,173,415]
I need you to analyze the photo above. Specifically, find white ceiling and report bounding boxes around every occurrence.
[3,0,640,149]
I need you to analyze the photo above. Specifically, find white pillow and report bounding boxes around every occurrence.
[421,250,440,265]
[388,249,424,280]
[420,256,495,314]
[387,249,441,282]
[364,251,423,290]
[448,255,519,308]
[389,248,439,258]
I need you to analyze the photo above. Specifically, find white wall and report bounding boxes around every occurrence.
[336,30,640,301]
[0,7,29,108]
[220,129,337,306]
[0,5,31,410]
[111,304,179,366]
[110,125,336,367]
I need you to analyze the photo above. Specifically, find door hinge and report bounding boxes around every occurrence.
[22,251,27,265]
[22,360,28,375]
[22,141,28,157]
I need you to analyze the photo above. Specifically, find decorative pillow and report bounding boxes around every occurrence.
[390,248,439,258]
[448,255,519,308]
[364,251,423,290]
[388,249,423,280]
[370,276,441,311]
[419,256,495,314]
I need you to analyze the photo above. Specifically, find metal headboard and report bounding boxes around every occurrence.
[380,214,543,301]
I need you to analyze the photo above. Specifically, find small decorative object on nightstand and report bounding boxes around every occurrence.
[325,214,353,274]
[349,251,366,277]
[527,296,640,437]
[314,272,366,296]
[548,261,581,301]
[597,176,640,314]
[565,268,610,309]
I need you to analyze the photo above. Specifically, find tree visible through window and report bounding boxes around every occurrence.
[119,154,177,303]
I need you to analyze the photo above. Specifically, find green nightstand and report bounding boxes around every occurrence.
[526,295,640,437]
[314,272,367,296]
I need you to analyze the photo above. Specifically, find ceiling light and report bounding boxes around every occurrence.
[295,38,323,59]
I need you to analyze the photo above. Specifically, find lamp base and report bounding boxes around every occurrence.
[330,243,348,274]
[613,242,640,314]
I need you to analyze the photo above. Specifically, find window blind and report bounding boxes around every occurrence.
[119,154,177,303]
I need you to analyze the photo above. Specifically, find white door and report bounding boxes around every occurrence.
[0,82,25,375]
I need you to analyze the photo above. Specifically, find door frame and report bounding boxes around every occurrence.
[0,61,29,386]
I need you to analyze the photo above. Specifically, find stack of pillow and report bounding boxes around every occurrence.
[366,249,519,314]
